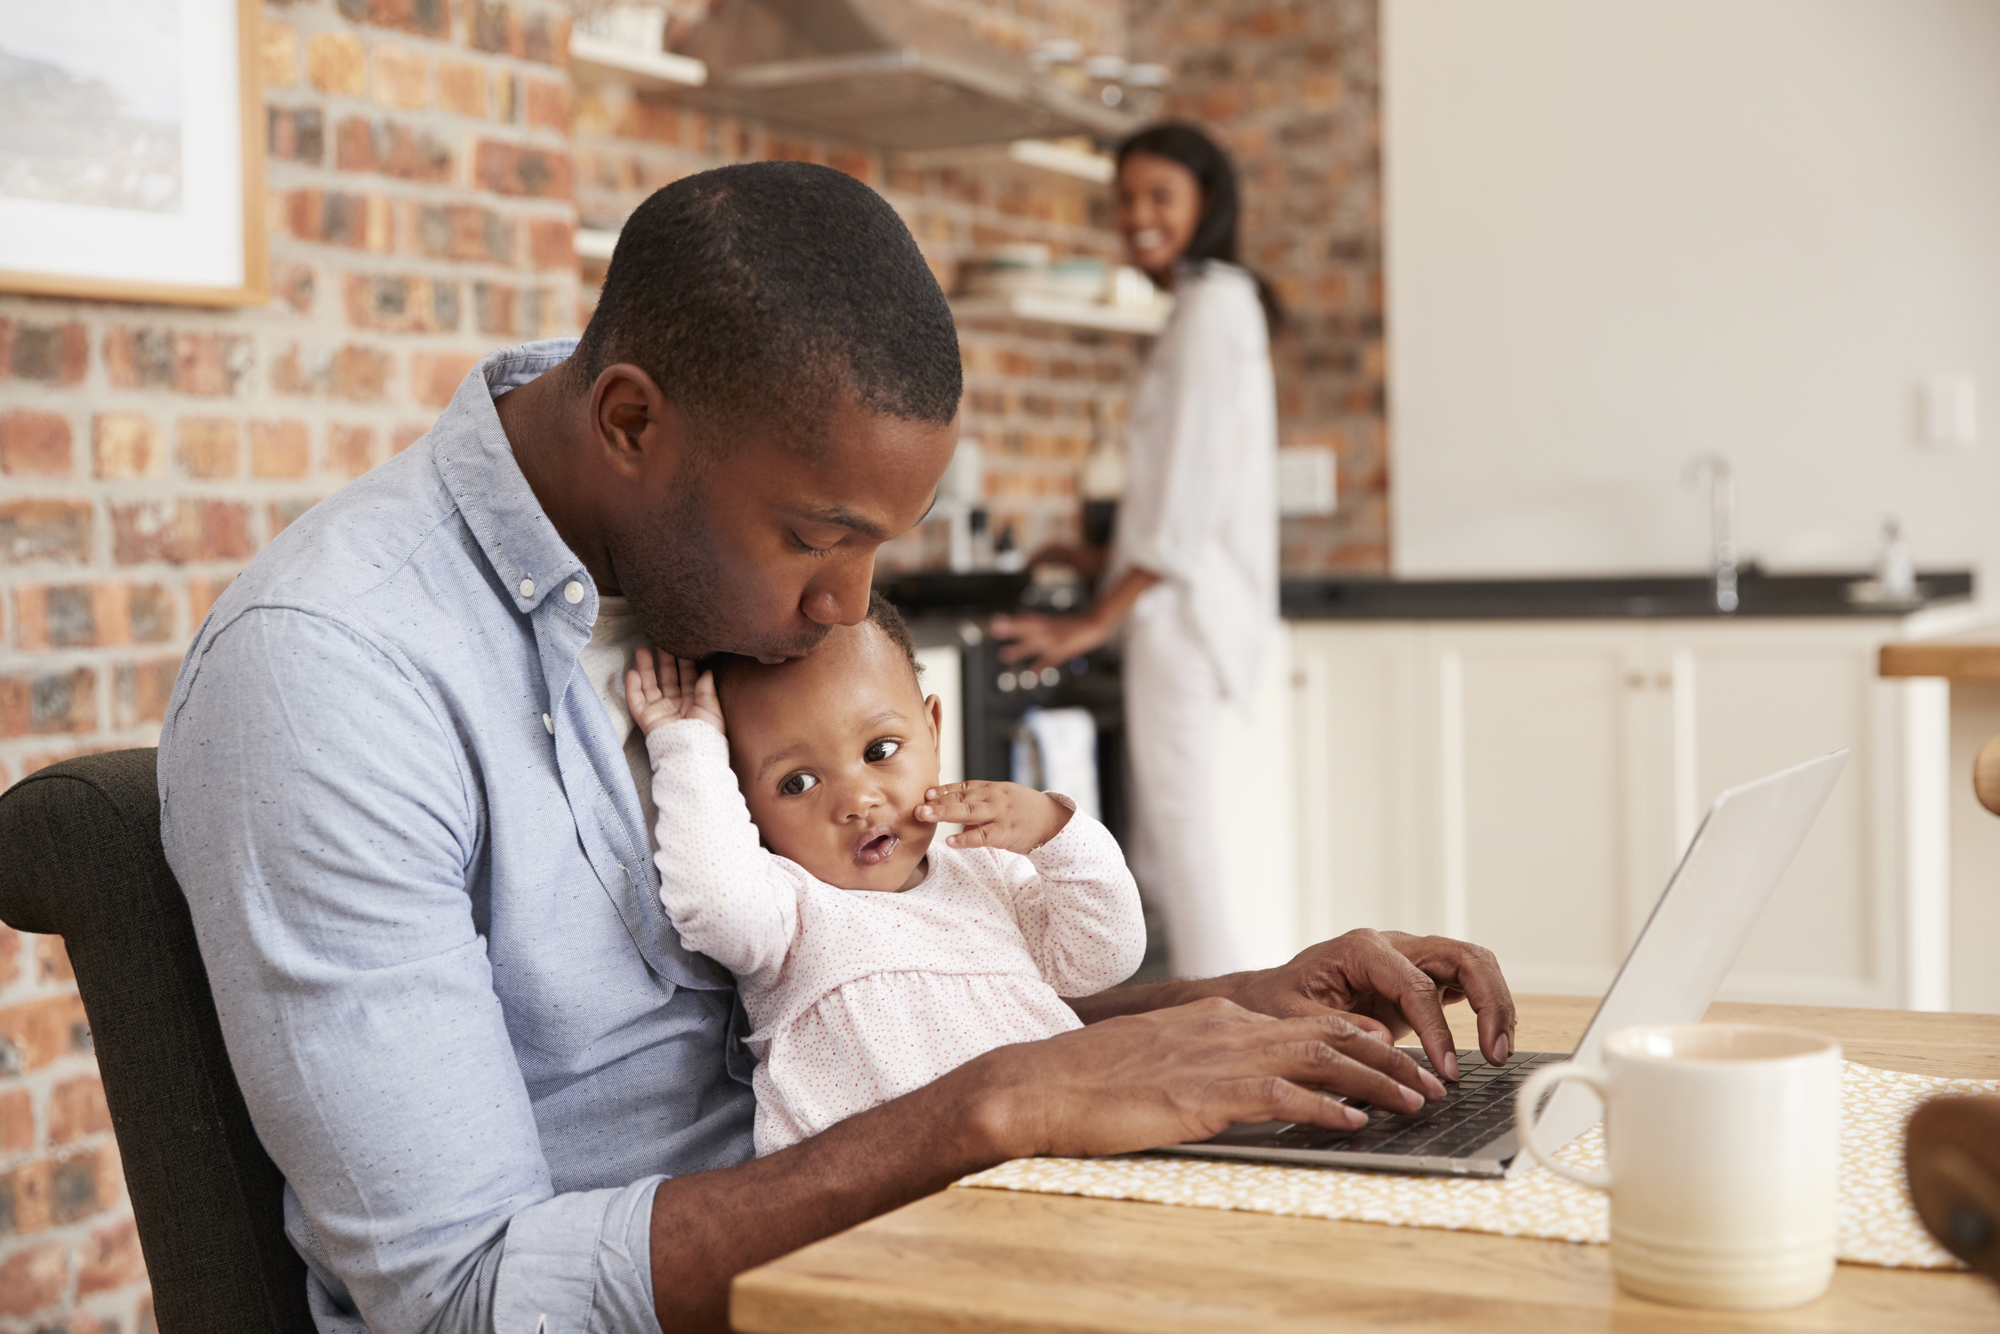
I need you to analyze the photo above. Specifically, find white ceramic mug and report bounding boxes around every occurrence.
[1514,1023,1842,1310]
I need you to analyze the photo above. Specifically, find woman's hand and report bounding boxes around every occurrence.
[916,780,1073,852]
[989,611,1112,672]
[624,646,726,737]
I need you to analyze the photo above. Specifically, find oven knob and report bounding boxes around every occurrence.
[997,672,1017,692]
[1039,666,1061,687]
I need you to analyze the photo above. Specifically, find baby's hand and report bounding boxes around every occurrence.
[624,647,725,737]
[915,781,1072,853]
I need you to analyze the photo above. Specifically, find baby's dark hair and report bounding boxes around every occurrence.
[705,590,922,687]
[866,589,922,684]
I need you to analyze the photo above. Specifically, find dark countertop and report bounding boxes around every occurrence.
[880,569,1975,621]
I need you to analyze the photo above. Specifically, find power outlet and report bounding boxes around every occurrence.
[1917,374,1977,451]
[1278,445,1339,516]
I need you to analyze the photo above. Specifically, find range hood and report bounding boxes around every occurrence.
[674,0,1142,151]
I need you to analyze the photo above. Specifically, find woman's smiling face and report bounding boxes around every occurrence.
[1116,150,1204,279]
[717,620,944,892]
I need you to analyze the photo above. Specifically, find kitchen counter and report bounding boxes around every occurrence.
[1878,622,2000,682]
[878,569,1975,620]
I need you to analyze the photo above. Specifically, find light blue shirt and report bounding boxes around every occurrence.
[159,340,757,1334]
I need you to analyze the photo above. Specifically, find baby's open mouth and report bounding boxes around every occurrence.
[852,825,901,867]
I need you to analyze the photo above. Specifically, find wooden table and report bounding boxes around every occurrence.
[1879,623,2000,683]
[732,997,2000,1333]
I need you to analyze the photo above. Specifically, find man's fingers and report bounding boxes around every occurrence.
[1208,1078,1366,1134]
[1393,934,1517,1069]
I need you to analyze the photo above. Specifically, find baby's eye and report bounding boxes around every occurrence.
[779,772,819,796]
[864,739,902,763]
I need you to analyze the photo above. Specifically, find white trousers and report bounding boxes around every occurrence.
[1121,595,1251,979]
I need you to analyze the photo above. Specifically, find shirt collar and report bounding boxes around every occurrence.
[430,339,593,618]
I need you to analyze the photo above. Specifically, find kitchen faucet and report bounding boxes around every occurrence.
[1683,455,1739,613]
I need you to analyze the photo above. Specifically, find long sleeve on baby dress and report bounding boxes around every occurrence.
[643,720,802,987]
[986,806,1146,997]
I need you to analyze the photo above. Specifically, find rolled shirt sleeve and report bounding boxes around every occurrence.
[162,607,663,1334]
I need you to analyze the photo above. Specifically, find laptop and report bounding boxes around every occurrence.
[1157,749,1849,1180]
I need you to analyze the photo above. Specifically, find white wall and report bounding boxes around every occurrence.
[1384,0,2000,587]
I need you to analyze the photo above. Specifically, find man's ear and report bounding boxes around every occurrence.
[590,362,685,481]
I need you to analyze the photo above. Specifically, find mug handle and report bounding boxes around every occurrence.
[1514,1062,1613,1190]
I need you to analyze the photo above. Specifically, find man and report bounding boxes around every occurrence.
[160,162,1515,1334]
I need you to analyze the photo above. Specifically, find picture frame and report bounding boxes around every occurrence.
[0,0,266,307]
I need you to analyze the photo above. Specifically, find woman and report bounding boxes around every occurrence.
[992,123,1279,979]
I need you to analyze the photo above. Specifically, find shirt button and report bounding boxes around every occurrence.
[519,578,535,598]
[564,580,584,604]
[542,713,553,734]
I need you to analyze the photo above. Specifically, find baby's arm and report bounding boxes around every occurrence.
[927,786,1145,997]
[626,649,800,983]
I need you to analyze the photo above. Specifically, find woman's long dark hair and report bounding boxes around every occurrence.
[1115,122,1284,334]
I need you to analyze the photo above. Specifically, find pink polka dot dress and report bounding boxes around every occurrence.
[645,721,1147,1156]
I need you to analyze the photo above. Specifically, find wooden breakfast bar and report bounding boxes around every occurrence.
[731,996,2000,1333]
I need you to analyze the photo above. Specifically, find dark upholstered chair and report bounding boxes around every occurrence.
[0,749,315,1333]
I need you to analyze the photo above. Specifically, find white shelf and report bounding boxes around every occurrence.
[950,292,1170,334]
[575,227,619,262]
[1006,139,1115,183]
[568,33,707,89]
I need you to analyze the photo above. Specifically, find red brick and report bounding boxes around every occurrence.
[176,416,241,479]
[0,1088,31,1154]
[282,190,394,250]
[415,204,513,263]
[326,424,379,478]
[33,935,73,985]
[0,667,95,737]
[76,1217,144,1295]
[47,1078,108,1147]
[0,1240,66,1315]
[187,577,234,625]
[473,141,572,198]
[250,419,311,478]
[438,58,486,116]
[526,218,574,272]
[372,42,429,109]
[0,993,91,1070]
[473,282,516,336]
[409,351,480,408]
[273,261,316,314]
[470,1,520,55]
[109,500,253,565]
[348,0,449,37]
[0,411,72,477]
[266,105,324,164]
[271,343,392,402]
[91,414,161,479]
[13,582,172,651]
[335,115,453,181]
[344,274,461,333]
[113,657,180,730]
[391,422,427,454]
[102,329,252,396]
[261,19,297,87]
[2,321,88,387]
[524,77,570,131]
[307,30,365,95]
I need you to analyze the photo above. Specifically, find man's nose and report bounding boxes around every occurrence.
[802,553,874,628]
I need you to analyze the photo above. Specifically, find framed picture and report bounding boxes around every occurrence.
[0,0,265,306]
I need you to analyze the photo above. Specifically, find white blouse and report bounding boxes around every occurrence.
[1109,260,1279,703]
[644,720,1147,1155]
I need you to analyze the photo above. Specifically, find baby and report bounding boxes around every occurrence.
[625,592,1147,1155]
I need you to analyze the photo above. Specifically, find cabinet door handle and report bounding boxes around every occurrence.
[1654,673,1674,690]
[1624,671,1646,689]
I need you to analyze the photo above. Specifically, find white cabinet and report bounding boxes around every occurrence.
[1290,619,1931,1009]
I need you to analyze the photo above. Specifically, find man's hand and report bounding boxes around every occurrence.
[624,646,725,736]
[1229,930,1516,1081]
[966,997,1450,1157]
[915,780,1072,852]
[1071,929,1517,1083]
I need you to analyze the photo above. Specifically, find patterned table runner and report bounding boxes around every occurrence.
[959,1062,1996,1269]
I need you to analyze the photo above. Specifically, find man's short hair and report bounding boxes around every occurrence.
[571,162,962,448]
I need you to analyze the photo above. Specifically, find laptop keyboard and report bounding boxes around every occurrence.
[1257,1048,1567,1161]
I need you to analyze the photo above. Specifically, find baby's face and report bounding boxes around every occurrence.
[718,622,943,892]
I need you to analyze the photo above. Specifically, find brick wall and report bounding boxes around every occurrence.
[0,0,580,1325]
[0,0,1380,1324]
[1132,0,1388,572]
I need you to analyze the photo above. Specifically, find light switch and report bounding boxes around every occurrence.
[1917,374,1977,450]
[1278,445,1339,516]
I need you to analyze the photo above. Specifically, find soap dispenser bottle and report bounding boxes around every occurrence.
[1878,518,1918,602]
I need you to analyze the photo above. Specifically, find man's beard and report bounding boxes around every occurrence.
[606,482,827,663]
